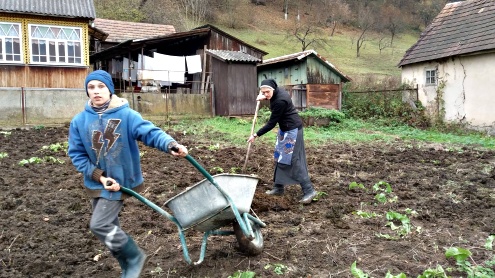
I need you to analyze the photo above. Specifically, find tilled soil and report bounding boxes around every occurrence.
[1,126,495,278]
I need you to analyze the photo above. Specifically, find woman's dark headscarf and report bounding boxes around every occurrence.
[260,79,278,91]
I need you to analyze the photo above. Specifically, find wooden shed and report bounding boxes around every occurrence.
[207,49,261,116]
[257,50,351,110]
[90,24,268,116]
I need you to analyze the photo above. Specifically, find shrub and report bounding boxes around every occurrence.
[299,107,345,127]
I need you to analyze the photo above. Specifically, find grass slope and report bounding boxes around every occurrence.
[215,4,420,80]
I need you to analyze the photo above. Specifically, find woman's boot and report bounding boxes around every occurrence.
[300,181,316,204]
[265,184,285,195]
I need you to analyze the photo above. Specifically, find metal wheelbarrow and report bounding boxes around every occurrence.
[119,149,266,265]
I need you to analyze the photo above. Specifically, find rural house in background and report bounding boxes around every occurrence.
[0,0,102,126]
[257,50,351,111]
[398,0,495,133]
[90,24,267,117]
[92,18,175,52]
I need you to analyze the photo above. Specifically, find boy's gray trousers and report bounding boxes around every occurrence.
[90,198,129,252]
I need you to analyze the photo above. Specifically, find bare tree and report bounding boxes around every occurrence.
[355,5,375,57]
[175,0,211,31]
[323,0,351,36]
[289,22,327,51]
[378,4,404,46]
[378,36,391,54]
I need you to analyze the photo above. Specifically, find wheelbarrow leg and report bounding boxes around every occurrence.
[120,186,212,265]
[178,230,211,266]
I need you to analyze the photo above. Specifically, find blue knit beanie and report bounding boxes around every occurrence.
[85,70,115,96]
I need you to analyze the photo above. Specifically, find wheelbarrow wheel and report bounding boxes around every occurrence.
[233,220,263,255]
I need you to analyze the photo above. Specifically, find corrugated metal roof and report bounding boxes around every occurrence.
[206,49,261,63]
[398,0,495,67]
[0,0,96,19]
[260,50,351,82]
[94,18,175,43]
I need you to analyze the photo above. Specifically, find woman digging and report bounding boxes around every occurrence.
[247,79,317,204]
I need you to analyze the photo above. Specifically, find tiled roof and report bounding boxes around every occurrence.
[206,49,261,63]
[94,18,175,43]
[0,0,95,19]
[260,50,351,82]
[398,0,495,67]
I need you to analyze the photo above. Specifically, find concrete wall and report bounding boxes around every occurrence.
[121,92,211,121]
[0,88,88,127]
[401,53,495,133]
[0,88,212,128]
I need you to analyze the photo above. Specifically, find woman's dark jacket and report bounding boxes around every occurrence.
[256,86,303,137]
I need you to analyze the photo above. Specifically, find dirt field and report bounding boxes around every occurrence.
[1,126,495,278]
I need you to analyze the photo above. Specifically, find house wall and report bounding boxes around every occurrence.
[257,58,344,111]
[257,58,343,86]
[257,60,306,85]
[306,84,341,110]
[208,29,264,59]
[401,53,495,131]
[0,13,91,65]
[0,65,88,88]
[0,14,91,88]
[306,57,342,84]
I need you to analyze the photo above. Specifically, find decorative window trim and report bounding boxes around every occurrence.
[0,22,23,64]
[425,69,437,86]
[28,23,83,66]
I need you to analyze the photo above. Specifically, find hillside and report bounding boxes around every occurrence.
[214,3,420,81]
[95,0,427,83]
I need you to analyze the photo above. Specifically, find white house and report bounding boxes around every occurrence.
[398,0,495,134]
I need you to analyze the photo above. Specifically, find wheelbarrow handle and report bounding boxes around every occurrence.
[171,146,216,184]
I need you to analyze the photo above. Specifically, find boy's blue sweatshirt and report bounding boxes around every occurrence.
[68,96,175,200]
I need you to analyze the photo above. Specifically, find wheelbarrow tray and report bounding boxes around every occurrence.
[164,173,258,232]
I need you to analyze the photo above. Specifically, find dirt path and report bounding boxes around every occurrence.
[1,126,495,277]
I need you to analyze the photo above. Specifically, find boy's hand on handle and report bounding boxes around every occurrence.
[101,176,121,191]
[170,144,188,157]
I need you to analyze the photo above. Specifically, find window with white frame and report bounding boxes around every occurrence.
[425,69,436,85]
[0,22,23,63]
[29,24,82,65]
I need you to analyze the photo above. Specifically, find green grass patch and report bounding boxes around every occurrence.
[169,117,495,149]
